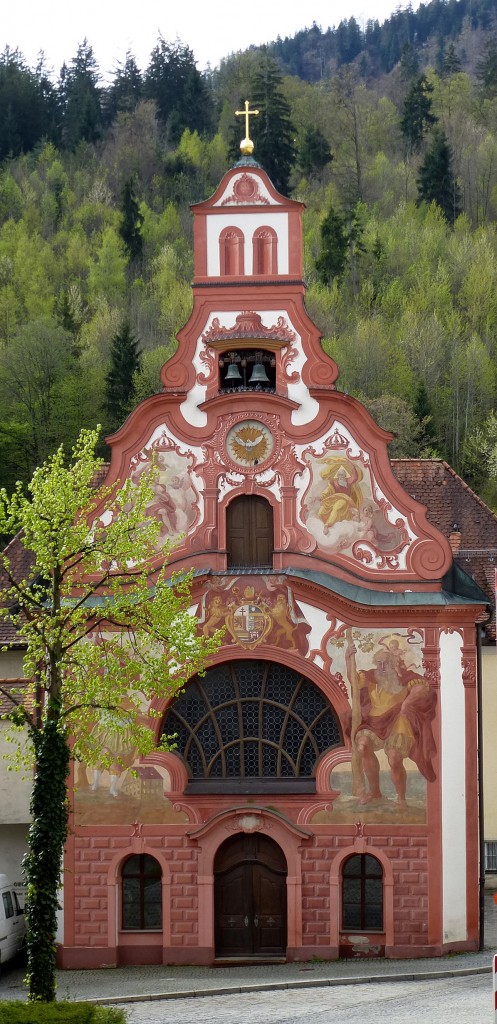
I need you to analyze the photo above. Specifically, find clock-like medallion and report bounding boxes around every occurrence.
[226,420,274,467]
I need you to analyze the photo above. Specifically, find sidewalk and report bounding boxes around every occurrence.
[1,884,497,1005]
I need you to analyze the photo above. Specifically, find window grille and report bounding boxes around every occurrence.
[121,854,162,931]
[485,841,497,873]
[342,854,384,931]
[161,660,342,793]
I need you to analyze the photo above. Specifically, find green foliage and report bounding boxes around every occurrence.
[241,53,296,194]
[298,126,332,178]
[119,178,144,264]
[60,40,102,150]
[400,74,437,153]
[144,37,213,144]
[104,319,142,431]
[0,1004,126,1023]
[316,203,348,285]
[0,428,223,999]
[416,129,461,223]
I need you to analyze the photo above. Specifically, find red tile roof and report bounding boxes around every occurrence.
[392,459,497,640]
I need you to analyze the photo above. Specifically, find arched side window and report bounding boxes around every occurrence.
[220,227,245,276]
[161,660,343,794]
[342,854,383,931]
[227,495,273,568]
[121,854,162,931]
[253,227,278,275]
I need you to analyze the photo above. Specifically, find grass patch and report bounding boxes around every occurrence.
[0,1003,127,1023]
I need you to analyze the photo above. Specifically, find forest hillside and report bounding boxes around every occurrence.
[2,0,497,506]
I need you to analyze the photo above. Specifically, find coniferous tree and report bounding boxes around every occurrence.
[416,128,461,224]
[0,49,59,159]
[104,51,143,124]
[60,40,102,149]
[476,36,497,99]
[119,178,144,265]
[297,125,332,178]
[400,73,437,153]
[441,42,462,78]
[104,320,142,430]
[243,53,296,194]
[144,37,213,144]
[316,203,348,285]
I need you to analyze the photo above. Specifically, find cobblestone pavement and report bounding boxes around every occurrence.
[116,975,491,1024]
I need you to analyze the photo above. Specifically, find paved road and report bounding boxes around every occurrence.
[116,974,492,1024]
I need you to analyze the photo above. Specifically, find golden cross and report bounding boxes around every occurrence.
[235,100,259,155]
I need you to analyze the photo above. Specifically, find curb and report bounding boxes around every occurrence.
[88,964,492,1006]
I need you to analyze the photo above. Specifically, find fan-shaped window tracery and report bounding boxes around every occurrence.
[161,660,343,793]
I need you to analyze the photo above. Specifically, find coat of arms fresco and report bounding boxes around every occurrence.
[199,576,311,654]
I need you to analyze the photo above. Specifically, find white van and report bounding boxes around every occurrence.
[0,875,26,965]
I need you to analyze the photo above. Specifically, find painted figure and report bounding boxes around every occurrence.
[270,592,297,648]
[318,458,364,530]
[345,639,437,808]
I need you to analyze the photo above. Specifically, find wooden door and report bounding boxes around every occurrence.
[227,496,273,568]
[214,834,287,958]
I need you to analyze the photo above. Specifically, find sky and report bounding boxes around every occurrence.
[2,0,416,81]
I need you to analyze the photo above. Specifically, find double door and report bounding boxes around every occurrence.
[214,834,287,958]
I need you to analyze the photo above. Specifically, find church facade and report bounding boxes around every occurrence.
[60,133,487,967]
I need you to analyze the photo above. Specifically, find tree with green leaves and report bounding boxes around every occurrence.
[119,178,144,265]
[0,427,222,1001]
[104,320,142,431]
[416,128,461,224]
[245,53,296,194]
[400,73,437,153]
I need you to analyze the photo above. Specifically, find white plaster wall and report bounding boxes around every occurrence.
[440,628,467,942]
[0,727,32,824]
[214,174,277,208]
[206,213,289,275]
[0,650,25,676]
[482,645,497,839]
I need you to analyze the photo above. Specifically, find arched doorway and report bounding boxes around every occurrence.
[214,833,287,958]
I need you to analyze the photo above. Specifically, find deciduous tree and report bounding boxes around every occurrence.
[0,427,222,1001]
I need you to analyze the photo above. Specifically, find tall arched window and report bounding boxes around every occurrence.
[220,227,245,276]
[342,854,383,931]
[253,227,278,275]
[121,854,162,930]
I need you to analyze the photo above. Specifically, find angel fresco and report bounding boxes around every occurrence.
[130,447,198,544]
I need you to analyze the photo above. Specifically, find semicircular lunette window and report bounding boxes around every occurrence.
[161,660,343,794]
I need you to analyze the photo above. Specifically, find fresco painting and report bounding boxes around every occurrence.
[314,627,436,824]
[302,450,407,561]
[73,693,189,826]
[130,439,199,544]
[198,576,311,654]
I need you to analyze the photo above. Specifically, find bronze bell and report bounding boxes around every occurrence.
[248,362,270,385]
[224,363,243,383]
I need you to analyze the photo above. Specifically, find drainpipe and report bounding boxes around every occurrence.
[477,623,485,951]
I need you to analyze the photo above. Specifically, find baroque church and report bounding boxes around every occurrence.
[55,108,488,966]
